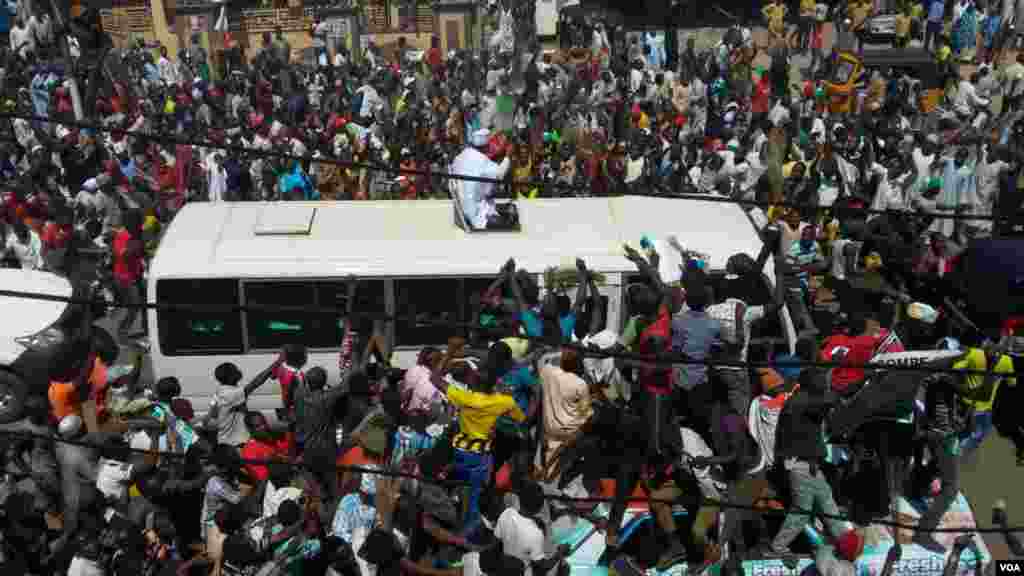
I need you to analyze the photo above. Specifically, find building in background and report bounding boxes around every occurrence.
[97,0,483,63]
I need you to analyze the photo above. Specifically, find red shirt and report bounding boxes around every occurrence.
[639,304,673,396]
[752,77,771,114]
[273,364,305,409]
[821,333,877,393]
[112,229,144,286]
[426,47,442,69]
[241,435,291,482]
[41,222,71,250]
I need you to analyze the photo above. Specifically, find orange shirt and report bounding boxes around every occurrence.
[49,381,83,421]
[89,358,110,420]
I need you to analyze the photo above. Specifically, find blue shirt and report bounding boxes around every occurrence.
[520,310,543,338]
[671,310,722,390]
[928,0,944,23]
[279,164,318,200]
[559,313,577,342]
[518,311,575,341]
[496,364,537,435]
[331,493,375,544]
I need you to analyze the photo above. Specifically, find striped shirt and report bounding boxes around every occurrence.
[706,299,767,370]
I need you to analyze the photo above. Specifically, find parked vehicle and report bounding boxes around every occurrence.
[0,269,103,423]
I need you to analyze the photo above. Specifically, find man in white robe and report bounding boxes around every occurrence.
[451,129,511,230]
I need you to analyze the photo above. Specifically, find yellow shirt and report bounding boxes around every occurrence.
[801,0,816,17]
[763,4,787,35]
[500,337,530,361]
[895,14,911,37]
[850,2,871,29]
[447,385,525,442]
[953,348,1017,412]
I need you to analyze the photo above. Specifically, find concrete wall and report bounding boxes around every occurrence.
[148,0,179,55]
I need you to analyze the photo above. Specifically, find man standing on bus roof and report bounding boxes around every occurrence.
[451,129,511,230]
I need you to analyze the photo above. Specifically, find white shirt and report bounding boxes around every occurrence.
[494,507,546,576]
[460,551,484,576]
[68,557,105,576]
[10,24,33,56]
[952,80,989,114]
[75,186,111,214]
[867,163,904,213]
[630,68,645,95]
[204,153,227,203]
[251,483,303,542]
[355,85,383,118]
[450,147,511,230]
[158,56,178,86]
[5,229,43,270]
[209,385,249,446]
[680,427,722,497]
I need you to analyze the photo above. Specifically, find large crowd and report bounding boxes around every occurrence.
[1,0,1024,575]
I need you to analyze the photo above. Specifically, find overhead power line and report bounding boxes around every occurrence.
[0,428,1014,534]
[0,287,1002,377]
[0,111,1009,222]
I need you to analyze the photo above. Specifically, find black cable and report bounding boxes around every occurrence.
[0,111,1004,221]
[0,428,1012,534]
[0,287,996,376]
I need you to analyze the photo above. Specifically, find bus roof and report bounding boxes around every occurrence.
[150,198,763,280]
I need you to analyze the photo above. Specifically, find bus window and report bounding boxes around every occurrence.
[462,277,498,339]
[316,280,390,345]
[395,278,461,347]
[157,279,243,356]
[244,282,323,350]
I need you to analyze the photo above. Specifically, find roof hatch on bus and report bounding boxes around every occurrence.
[253,205,317,236]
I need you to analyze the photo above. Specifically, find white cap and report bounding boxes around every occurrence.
[58,415,83,438]
[471,129,491,147]
[359,465,379,495]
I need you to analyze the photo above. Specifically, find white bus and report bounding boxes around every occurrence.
[146,197,795,414]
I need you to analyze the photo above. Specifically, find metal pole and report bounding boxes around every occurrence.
[49,0,84,121]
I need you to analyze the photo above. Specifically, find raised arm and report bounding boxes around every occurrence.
[586,267,605,335]
[624,244,666,295]
[246,355,285,397]
[505,258,530,314]
[573,258,589,316]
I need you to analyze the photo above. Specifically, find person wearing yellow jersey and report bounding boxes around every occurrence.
[428,343,526,537]
[763,0,789,46]
[895,4,912,48]
[948,340,1017,454]
[848,0,873,51]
